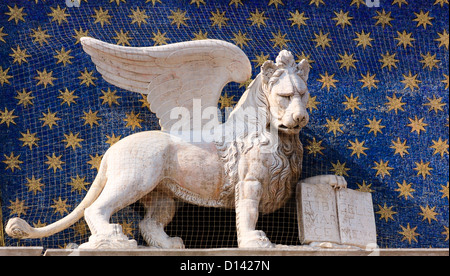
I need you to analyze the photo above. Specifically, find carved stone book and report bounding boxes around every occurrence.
[296,182,377,248]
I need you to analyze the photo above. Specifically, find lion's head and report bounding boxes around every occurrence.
[261,50,310,135]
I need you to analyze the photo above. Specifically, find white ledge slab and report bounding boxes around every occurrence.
[42,248,449,256]
[0,247,43,256]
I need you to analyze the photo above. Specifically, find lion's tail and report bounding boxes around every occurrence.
[5,158,108,240]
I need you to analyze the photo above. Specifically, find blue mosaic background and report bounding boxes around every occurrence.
[0,0,448,249]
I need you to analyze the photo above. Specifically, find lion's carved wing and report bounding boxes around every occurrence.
[81,38,252,131]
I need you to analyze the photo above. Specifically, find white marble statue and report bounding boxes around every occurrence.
[6,39,346,249]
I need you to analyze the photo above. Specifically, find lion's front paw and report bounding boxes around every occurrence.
[239,230,275,248]
[329,175,347,190]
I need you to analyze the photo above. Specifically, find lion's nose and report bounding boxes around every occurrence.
[293,112,308,126]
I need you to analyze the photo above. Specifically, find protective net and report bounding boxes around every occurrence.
[0,0,448,249]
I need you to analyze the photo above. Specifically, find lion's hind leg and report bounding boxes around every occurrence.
[139,191,184,249]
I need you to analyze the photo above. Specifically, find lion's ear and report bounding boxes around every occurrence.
[297,59,310,82]
[261,60,277,84]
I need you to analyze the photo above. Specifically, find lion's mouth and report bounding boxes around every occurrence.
[278,124,301,133]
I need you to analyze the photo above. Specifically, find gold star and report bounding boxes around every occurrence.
[190,0,206,7]
[309,0,325,7]
[0,27,8,43]
[252,52,269,68]
[379,51,399,71]
[442,226,449,242]
[407,116,427,135]
[392,0,408,7]
[81,109,101,128]
[376,203,397,222]
[5,4,27,24]
[317,71,338,91]
[0,107,18,127]
[247,9,268,28]
[120,221,135,237]
[124,111,143,130]
[332,10,353,28]
[342,93,362,113]
[413,10,434,29]
[100,88,121,106]
[390,138,410,157]
[25,176,44,195]
[15,89,34,108]
[414,160,433,179]
[2,153,23,172]
[399,224,419,244]
[106,133,122,146]
[419,205,439,224]
[395,180,415,200]
[270,30,290,49]
[288,10,309,28]
[306,95,320,112]
[45,153,65,172]
[54,47,74,66]
[0,66,13,86]
[401,71,421,91]
[435,29,449,49]
[51,197,71,216]
[229,0,243,7]
[305,137,325,157]
[10,45,31,65]
[73,27,89,45]
[440,182,449,200]
[68,175,90,194]
[78,68,97,87]
[350,0,366,8]
[337,52,358,71]
[62,132,83,151]
[373,159,393,178]
[71,220,88,238]
[210,9,229,28]
[92,7,112,27]
[356,181,374,193]
[129,7,148,27]
[325,117,344,136]
[30,26,52,46]
[312,30,332,49]
[365,117,385,136]
[423,95,445,113]
[151,29,170,46]
[430,138,448,158]
[168,9,189,28]
[35,69,56,88]
[146,0,162,5]
[395,30,415,49]
[19,129,39,150]
[419,52,440,71]
[113,29,133,46]
[192,29,208,40]
[8,198,28,217]
[385,93,406,114]
[296,52,315,68]
[232,30,251,48]
[443,74,449,89]
[58,88,78,106]
[330,160,350,177]
[109,0,126,5]
[268,0,284,8]
[359,71,379,91]
[218,93,237,109]
[434,0,449,7]
[354,30,374,50]
[40,108,61,129]
[373,9,394,28]
[48,5,70,25]
[348,138,368,158]
[87,154,103,171]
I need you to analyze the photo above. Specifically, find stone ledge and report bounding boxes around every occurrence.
[0,247,43,256]
[42,248,449,256]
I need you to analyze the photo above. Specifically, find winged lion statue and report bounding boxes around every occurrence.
[6,39,346,249]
